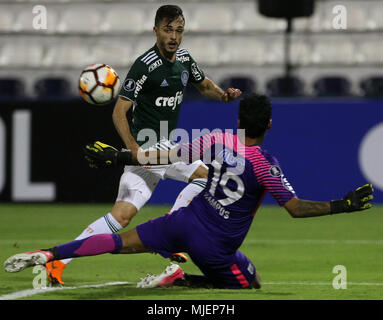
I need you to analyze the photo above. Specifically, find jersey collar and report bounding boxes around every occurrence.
[154,44,176,66]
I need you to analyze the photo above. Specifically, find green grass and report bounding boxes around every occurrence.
[0,203,382,300]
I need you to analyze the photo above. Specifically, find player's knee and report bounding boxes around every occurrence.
[189,164,208,182]
[111,202,138,227]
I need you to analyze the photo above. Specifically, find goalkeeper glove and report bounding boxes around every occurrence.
[330,184,374,214]
[83,141,133,169]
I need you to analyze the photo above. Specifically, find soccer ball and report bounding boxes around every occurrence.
[79,64,121,105]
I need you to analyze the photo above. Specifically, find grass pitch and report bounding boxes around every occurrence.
[0,203,382,300]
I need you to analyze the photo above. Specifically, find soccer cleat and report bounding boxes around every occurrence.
[4,250,53,273]
[137,263,184,288]
[45,260,66,286]
[170,252,188,263]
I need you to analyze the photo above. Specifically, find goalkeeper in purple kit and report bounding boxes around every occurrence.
[4,94,374,289]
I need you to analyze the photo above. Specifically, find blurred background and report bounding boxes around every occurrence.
[0,0,382,205]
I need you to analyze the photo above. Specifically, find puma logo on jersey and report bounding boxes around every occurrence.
[281,174,295,193]
[155,91,183,110]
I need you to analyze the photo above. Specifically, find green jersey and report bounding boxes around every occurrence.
[119,44,205,147]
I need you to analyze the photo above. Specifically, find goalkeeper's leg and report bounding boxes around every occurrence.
[46,203,132,285]
[46,167,156,285]
[48,164,208,284]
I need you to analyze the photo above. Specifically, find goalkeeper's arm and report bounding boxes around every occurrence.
[83,141,177,168]
[284,184,374,218]
[84,141,136,169]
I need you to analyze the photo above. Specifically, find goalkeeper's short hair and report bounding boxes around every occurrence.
[238,93,272,138]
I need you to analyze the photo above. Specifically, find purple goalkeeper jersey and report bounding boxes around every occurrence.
[177,132,296,251]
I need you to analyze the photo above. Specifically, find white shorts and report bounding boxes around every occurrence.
[115,159,205,211]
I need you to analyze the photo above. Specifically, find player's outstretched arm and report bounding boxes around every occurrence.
[84,141,174,168]
[193,77,242,102]
[284,184,374,218]
[84,141,135,168]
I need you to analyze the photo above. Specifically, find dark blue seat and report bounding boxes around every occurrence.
[313,76,352,97]
[219,76,257,95]
[360,76,383,97]
[0,78,25,98]
[184,82,204,101]
[34,77,72,98]
[266,76,304,97]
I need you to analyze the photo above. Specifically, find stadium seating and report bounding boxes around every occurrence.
[0,0,382,98]
[191,5,234,32]
[34,77,72,98]
[356,39,383,65]
[0,42,43,67]
[57,7,102,34]
[220,38,267,66]
[311,38,356,65]
[312,76,352,97]
[360,77,383,97]
[0,78,25,98]
[0,6,15,32]
[367,2,383,30]
[100,7,146,34]
[42,42,92,68]
[92,41,134,67]
[219,76,257,95]
[182,37,221,66]
[289,38,312,66]
[266,76,305,97]
[234,2,287,32]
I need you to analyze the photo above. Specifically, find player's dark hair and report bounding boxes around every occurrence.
[155,5,185,27]
[238,93,272,138]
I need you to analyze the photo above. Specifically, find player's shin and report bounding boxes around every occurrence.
[60,212,123,265]
[44,234,123,260]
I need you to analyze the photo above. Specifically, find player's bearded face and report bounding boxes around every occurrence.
[155,16,185,56]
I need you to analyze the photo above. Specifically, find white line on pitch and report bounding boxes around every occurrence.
[1,239,383,245]
[263,282,383,286]
[0,281,134,300]
[2,281,383,300]
[246,239,383,245]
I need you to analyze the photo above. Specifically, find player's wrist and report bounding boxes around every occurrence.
[116,150,133,166]
[330,199,348,214]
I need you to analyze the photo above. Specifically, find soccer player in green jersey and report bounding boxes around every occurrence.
[45,5,242,285]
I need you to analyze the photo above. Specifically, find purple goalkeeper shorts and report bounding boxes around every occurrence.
[136,206,257,289]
